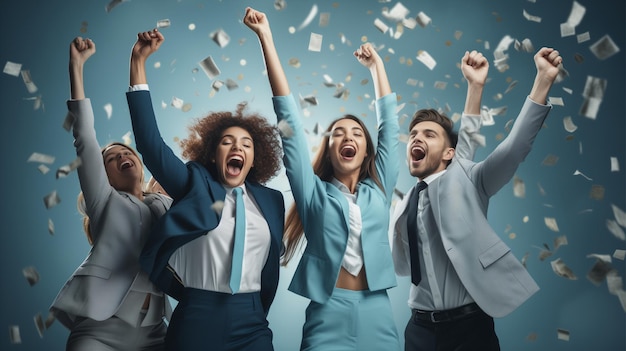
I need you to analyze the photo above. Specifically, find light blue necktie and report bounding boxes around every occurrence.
[230,187,245,294]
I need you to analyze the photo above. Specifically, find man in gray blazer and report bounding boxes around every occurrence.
[390,47,563,351]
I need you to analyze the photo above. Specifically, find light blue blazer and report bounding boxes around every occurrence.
[391,97,548,318]
[274,93,399,304]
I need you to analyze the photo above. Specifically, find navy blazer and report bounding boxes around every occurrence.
[126,90,284,314]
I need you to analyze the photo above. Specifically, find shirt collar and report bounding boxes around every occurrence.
[419,169,446,186]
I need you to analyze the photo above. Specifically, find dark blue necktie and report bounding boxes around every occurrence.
[406,181,427,286]
[230,187,245,294]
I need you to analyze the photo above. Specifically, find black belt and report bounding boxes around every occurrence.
[412,303,482,323]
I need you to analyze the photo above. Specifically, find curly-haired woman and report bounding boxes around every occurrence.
[126,28,284,351]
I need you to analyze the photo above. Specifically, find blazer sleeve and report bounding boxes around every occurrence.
[373,93,399,202]
[455,112,483,161]
[471,97,551,197]
[68,98,113,241]
[273,94,327,233]
[126,90,190,200]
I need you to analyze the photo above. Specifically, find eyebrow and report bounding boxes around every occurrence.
[332,126,364,132]
[410,127,439,136]
[221,134,253,142]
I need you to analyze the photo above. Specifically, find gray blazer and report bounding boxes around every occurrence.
[391,97,548,318]
[50,99,171,329]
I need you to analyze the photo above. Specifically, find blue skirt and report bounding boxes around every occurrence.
[301,288,400,351]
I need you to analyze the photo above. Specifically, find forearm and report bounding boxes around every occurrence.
[258,31,290,97]
[464,81,484,115]
[130,56,148,86]
[528,74,552,105]
[69,62,85,100]
[370,61,391,99]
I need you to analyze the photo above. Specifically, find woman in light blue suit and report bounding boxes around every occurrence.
[244,8,400,351]
[50,37,171,351]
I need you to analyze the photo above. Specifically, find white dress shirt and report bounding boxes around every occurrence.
[409,170,475,311]
[331,178,365,277]
[168,184,271,294]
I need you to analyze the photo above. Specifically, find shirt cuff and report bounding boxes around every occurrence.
[129,84,149,92]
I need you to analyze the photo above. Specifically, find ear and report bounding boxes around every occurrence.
[443,147,455,162]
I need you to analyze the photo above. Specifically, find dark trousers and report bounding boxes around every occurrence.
[404,305,500,351]
[165,288,273,351]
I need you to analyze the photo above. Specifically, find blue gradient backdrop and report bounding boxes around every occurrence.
[1,1,624,350]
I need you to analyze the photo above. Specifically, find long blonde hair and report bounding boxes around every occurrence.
[281,115,383,266]
[77,142,145,245]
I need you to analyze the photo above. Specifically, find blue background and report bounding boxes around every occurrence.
[1,0,624,350]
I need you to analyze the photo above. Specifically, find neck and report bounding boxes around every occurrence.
[334,172,359,193]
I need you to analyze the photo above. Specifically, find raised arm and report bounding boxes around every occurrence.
[67,37,113,232]
[456,50,488,160]
[354,43,398,198]
[529,47,562,105]
[353,43,391,99]
[126,29,188,200]
[129,29,164,86]
[243,7,290,97]
[474,47,562,197]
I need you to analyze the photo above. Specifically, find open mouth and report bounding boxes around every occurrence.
[340,145,356,159]
[411,146,425,162]
[120,160,133,170]
[226,156,244,176]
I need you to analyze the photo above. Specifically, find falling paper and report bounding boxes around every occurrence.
[105,0,127,12]
[308,33,323,52]
[610,157,620,172]
[211,29,230,48]
[523,9,541,23]
[589,34,620,60]
[319,12,330,27]
[557,328,570,341]
[199,55,220,79]
[297,4,318,31]
[278,120,294,138]
[103,103,113,119]
[157,19,171,28]
[21,70,38,94]
[573,169,592,181]
[9,325,21,344]
[122,131,132,145]
[493,35,515,72]
[22,266,39,286]
[613,249,626,260]
[544,217,559,232]
[43,190,61,209]
[38,165,50,175]
[374,18,389,34]
[586,257,613,286]
[56,157,82,179]
[606,219,626,241]
[382,2,410,22]
[542,154,558,166]
[28,152,55,164]
[48,218,54,235]
[211,200,225,214]
[551,258,577,280]
[416,50,436,70]
[3,61,22,77]
[34,313,44,338]
[563,116,577,132]
[513,176,525,198]
[554,235,568,250]
[611,203,626,228]
[415,11,431,28]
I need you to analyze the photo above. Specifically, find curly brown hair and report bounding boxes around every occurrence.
[179,102,282,184]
